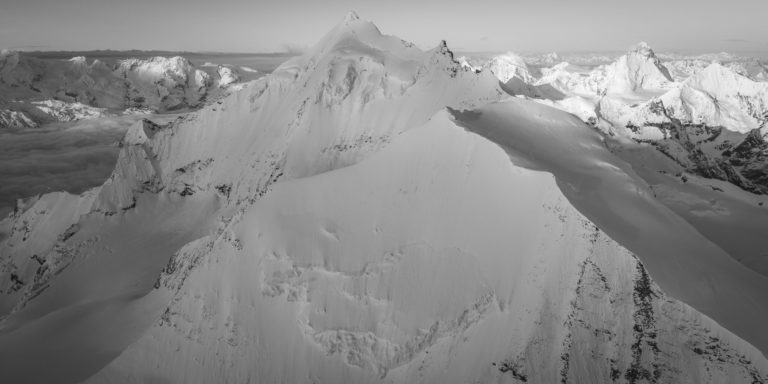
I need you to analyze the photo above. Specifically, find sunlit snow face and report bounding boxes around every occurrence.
[0,117,138,217]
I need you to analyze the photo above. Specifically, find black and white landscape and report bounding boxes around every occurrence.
[1,4,768,384]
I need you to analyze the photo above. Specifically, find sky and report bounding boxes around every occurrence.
[1,0,767,54]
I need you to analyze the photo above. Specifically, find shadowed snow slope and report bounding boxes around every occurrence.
[1,14,767,384]
[452,98,768,356]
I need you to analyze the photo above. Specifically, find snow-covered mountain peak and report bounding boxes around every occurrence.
[456,56,482,73]
[599,54,768,141]
[274,13,457,83]
[655,61,768,132]
[117,56,195,80]
[123,118,160,145]
[82,13,503,213]
[435,39,450,54]
[484,51,533,83]
[670,61,768,112]
[275,13,389,71]
[630,41,655,57]
[603,41,673,94]
[68,56,88,65]
[429,40,461,63]
[343,10,360,23]
[689,61,751,87]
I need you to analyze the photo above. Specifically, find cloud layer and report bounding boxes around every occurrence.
[0,117,141,217]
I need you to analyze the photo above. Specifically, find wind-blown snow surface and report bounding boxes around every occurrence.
[86,109,768,384]
[1,13,768,384]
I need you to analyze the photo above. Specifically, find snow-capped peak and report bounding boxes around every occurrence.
[676,61,766,105]
[657,61,768,132]
[68,56,88,65]
[284,11,385,61]
[117,56,195,79]
[484,51,533,83]
[456,56,482,73]
[275,12,429,77]
[603,41,673,94]
[542,52,561,66]
[435,40,454,58]
[692,61,749,84]
[343,10,360,23]
[630,41,655,57]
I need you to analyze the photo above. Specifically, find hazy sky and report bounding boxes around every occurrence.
[1,0,767,53]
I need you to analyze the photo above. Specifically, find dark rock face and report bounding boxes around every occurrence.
[628,116,767,194]
[724,128,768,192]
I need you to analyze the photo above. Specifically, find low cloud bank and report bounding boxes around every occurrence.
[0,117,141,217]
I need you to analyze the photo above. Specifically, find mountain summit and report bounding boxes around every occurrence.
[605,41,674,94]
[630,41,655,56]
[343,10,360,23]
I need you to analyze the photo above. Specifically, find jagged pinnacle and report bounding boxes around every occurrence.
[343,11,360,23]
[435,40,455,61]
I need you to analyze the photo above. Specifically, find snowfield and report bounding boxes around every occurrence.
[1,12,768,384]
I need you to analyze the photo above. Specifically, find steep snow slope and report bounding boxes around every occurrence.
[655,63,766,133]
[0,193,219,383]
[535,62,608,97]
[603,42,673,95]
[664,59,710,81]
[534,42,673,100]
[453,99,768,354]
[606,140,768,277]
[456,55,481,73]
[85,109,767,384]
[658,52,768,82]
[606,63,768,138]
[484,52,533,83]
[726,60,768,82]
[0,13,504,382]
[1,13,768,384]
[481,52,567,100]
